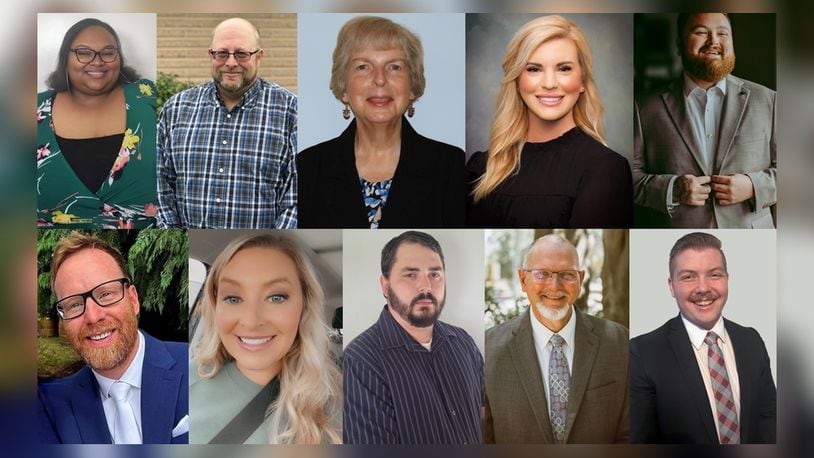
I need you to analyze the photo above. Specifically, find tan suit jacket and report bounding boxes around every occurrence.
[633,74,776,228]
[484,308,629,443]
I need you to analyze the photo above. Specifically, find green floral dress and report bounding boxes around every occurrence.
[37,80,158,228]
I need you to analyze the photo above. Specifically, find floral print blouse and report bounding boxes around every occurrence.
[36,80,158,228]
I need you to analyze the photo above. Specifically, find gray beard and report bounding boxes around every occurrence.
[534,301,571,322]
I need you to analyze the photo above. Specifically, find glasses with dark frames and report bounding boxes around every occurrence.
[208,49,260,62]
[54,277,130,320]
[70,47,119,64]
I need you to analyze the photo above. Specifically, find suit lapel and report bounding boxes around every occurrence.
[666,316,718,442]
[714,76,750,173]
[725,320,752,443]
[70,368,113,443]
[662,81,709,175]
[508,310,555,443]
[563,308,598,443]
[140,333,182,443]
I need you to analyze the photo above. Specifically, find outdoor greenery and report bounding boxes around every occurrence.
[37,337,82,380]
[36,229,189,331]
[156,71,196,113]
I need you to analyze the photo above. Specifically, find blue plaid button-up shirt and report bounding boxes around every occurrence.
[156,78,297,228]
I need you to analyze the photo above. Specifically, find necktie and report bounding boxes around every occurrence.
[110,381,141,444]
[548,334,570,443]
[705,331,740,444]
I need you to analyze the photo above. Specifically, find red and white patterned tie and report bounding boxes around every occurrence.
[705,331,740,444]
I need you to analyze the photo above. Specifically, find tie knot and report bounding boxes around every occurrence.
[110,381,131,401]
[704,331,719,347]
[550,334,565,349]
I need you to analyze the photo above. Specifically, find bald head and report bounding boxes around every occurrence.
[524,234,580,269]
[212,17,261,48]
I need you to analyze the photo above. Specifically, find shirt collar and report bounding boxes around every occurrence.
[683,73,728,98]
[206,77,265,109]
[94,330,145,397]
[681,314,727,350]
[529,304,577,350]
[377,305,454,351]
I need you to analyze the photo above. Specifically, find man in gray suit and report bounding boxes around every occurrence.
[484,235,629,444]
[633,13,776,228]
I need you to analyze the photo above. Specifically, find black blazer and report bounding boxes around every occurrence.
[629,315,776,444]
[297,118,466,228]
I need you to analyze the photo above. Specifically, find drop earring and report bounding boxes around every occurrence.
[407,104,415,118]
[342,104,351,120]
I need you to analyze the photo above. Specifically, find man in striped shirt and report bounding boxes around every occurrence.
[343,231,483,444]
[156,17,297,229]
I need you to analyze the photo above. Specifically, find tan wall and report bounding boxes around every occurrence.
[157,13,297,94]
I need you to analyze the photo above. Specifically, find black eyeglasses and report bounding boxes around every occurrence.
[208,49,260,62]
[70,47,119,64]
[54,278,130,320]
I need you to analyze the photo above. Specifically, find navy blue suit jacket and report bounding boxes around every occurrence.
[37,332,189,444]
[629,315,776,443]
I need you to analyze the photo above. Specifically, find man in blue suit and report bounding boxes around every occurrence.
[38,231,188,444]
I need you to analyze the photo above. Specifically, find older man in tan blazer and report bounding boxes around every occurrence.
[633,13,776,228]
[484,235,629,444]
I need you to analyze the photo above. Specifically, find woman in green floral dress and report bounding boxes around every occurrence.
[37,17,157,228]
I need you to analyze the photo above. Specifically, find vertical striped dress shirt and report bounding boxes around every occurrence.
[344,306,484,444]
[156,78,297,228]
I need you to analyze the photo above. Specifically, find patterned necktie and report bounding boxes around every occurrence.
[110,381,141,444]
[548,334,570,443]
[704,331,740,444]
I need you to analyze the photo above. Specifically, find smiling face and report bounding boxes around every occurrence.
[518,37,584,140]
[680,13,735,85]
[66,25,121,96]
[520,238,584,331]
[214,246,304,385]
[668,247,729,330]
[210,20,263,103]
[54,248,139,379]
[342,46,414,127]
[380,242,446,328]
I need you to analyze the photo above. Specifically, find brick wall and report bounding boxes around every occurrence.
[157,13,297,93]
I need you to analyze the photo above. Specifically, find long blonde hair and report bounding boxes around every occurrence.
[472,15,606,202]
[192,233,342,444]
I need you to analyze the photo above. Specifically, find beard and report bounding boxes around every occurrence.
[213,68,257,98]
[682,48,736,84]
[68,308,138,372]
[388,286,446,328]
[534,299,571,322]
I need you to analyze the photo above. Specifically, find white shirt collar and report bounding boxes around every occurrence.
[681,314,728,350]
[94,330,146,397]
[683,73,727,97]
[530,304,577,350]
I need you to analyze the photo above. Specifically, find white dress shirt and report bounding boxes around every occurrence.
[666,74,728,211]
[94,330,146,443]
[530,306,576,402]
[681,314,741,438]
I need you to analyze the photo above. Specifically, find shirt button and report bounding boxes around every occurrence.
[218,168,224,173]
[215,198,221,203]
[226,114,231,119]
[222,140,227,145]
[451,410,457,416]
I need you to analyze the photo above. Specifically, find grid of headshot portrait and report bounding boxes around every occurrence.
[34,11,778,449]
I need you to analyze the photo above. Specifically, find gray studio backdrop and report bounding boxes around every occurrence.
[38,13,157,92]
[629,229,777,380]
[297,13,466,152]
[465,13,633,162]
[342,229,485,354]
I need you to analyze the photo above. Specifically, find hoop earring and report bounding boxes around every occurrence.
[407,104,415,118]
[342,104,351,120]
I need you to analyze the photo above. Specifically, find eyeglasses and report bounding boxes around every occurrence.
[208,49,260,62]
[522,269,581,283]
[54,278,130,320]
[70,47,119,64]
